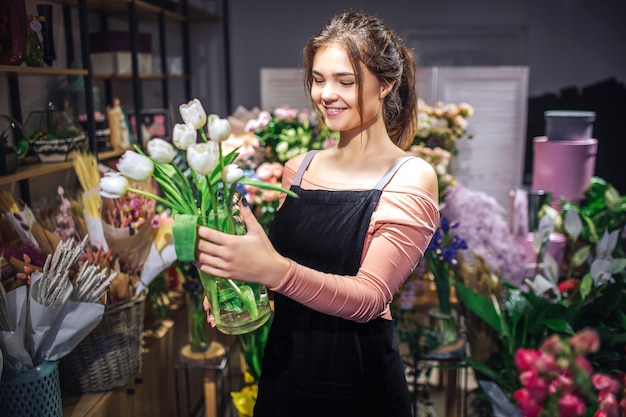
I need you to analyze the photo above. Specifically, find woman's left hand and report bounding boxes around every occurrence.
[195,202,290,288]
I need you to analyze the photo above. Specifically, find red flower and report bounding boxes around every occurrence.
[558,277,581,294]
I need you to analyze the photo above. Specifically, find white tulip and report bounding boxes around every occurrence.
[147,138,175,164]
[187,142,219,176]
[117,150,154,182]
[179,98,207,129]
[99,173,130,199]
[222,164,243,184]
[172,123,197,150]
[207,114,231,143]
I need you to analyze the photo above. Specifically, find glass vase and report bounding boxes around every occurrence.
[0,0,27,65]
[198,269,270,336]
[428,307,459,348]
[183,279,210,352]
[196,206,271,335]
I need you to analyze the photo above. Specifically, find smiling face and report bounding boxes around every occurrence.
[310,45,389,137]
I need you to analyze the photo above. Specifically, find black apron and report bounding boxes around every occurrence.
[254,151,413,417]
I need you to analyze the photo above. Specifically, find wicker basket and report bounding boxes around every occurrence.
[58,290,147,394]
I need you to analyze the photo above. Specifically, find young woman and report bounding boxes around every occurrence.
[196,11,439,417]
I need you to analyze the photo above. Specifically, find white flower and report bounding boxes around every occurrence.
[207,114,231,143]
[147,138,175,164]
[99,173,129,199]
[117,150,154,182]
[187,142,219,176]
[179,98,207,130]
[173,123,197,150]
[222,164,243,184]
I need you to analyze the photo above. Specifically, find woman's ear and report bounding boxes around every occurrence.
[380,80,395,99]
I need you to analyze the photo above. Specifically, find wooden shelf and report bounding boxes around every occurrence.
[92,73,189,81]
[48,0,220,22]
[0,65,87,76]
[0,149,125,186]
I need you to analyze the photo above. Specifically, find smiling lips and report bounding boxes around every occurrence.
[324,106,345,117]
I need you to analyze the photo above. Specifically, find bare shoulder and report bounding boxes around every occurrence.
[393,156,439,197]
[284,151,310,171]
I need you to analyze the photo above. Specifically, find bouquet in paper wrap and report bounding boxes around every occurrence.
[0,237,117,373]
[73,152,177,297]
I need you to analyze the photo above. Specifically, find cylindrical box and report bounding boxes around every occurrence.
[532,136,598,203]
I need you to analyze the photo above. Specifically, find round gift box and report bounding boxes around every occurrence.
[544,110,596,141]
[531,136,598,203]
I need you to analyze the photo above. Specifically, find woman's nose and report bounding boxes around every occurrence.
[320,84,337,103]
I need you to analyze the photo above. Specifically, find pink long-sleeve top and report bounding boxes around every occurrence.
[270,157,440,323]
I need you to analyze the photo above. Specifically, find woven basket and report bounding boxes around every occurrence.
[58,290,147,394]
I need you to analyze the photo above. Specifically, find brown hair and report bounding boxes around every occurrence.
[303,11,418,150]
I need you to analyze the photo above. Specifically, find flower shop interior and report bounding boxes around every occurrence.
[1,0,626,416]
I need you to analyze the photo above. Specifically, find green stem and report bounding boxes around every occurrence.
[127,187,183,213]
[199,128,209,143]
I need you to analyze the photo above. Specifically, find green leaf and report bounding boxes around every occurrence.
[455,280,502,333]
[172,214,199,261]
[572,245,591,268]
[240,177,299,198]
[542,317,573,334]
[239,284,259,319]
[579,273,593,299]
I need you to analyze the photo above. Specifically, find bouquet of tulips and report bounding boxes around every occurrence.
[99,98,297,334]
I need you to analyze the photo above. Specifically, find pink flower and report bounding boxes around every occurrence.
[516,348,539,372]
[576,356,594,375]
[535,351,559,373]
[555,372,574,393]
[542,334,565,354]
[557,392,586,417]
[598,391,619,417]
[594,374,622,393]
[513,388,543,417]
[570,328,601,354]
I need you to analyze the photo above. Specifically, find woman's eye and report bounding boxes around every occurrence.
[313,78,324,84]
[340,81,355,86]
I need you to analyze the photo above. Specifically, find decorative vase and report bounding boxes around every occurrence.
[36,4,55,66]
[196,208,271,335]
[0,0,27,65]
[183,278,210,352]
[428,307,459,348]
[0,360,63,417]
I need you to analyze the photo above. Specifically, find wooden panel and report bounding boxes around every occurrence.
[260,68,310,111]
[432,66,529,212]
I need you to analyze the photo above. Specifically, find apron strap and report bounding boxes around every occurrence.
[373,156,415,190]
[293,151,414,190]
[292,150,319,187]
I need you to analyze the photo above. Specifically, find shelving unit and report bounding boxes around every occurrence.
[0,0,222,203]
